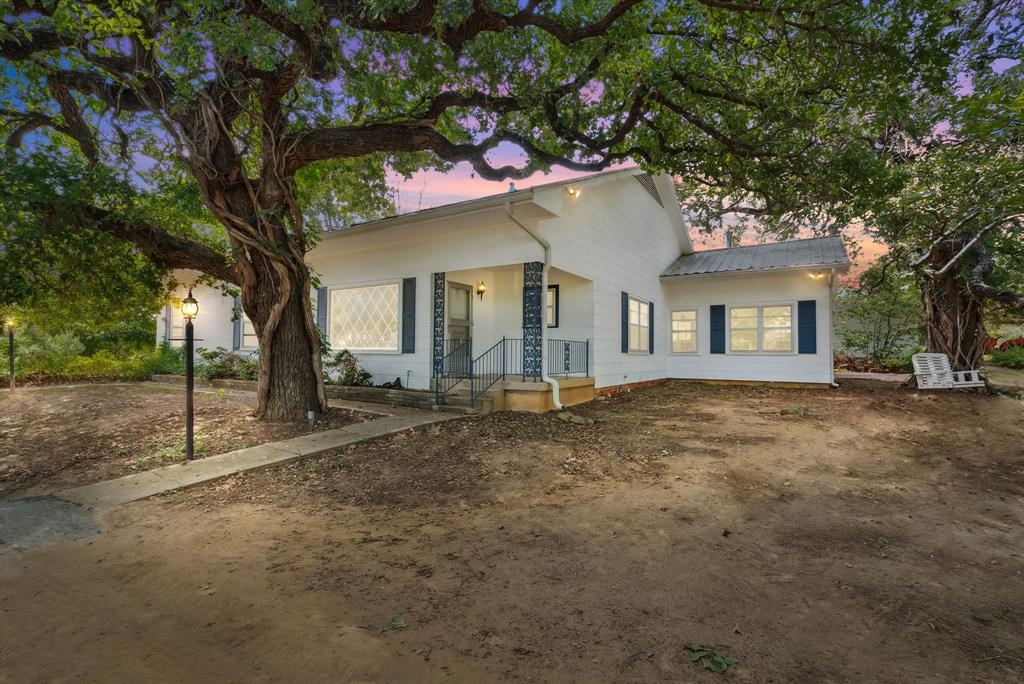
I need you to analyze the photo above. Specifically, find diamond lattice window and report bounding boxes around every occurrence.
[329,284,400,351]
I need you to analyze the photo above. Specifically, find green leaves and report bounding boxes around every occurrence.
[685,643,739,674]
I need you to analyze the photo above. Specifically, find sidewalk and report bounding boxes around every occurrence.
[56,400,460,508]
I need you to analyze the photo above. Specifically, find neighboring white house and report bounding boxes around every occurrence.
[157,168,850,410]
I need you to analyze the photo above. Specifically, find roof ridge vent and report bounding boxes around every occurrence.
[634,174,664,207]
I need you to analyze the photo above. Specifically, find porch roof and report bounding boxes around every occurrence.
[660,236,850,278]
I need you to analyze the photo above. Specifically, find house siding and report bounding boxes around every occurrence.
[662,271,833,384]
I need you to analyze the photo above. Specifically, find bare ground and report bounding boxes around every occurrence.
[0,383,371,496]
[1,381,1022,683]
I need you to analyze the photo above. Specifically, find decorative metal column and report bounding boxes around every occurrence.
[431,272,446,380]
[522,261,544,380]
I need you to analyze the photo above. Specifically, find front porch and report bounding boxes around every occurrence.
[431,262,594,411]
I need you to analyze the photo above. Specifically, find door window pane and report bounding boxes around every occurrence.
[448,286,470,321]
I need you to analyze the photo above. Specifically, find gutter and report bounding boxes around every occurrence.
[505,201,563,409]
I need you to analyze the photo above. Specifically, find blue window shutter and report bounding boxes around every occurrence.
[163,304,171,345]
[621,291,629,353]
[710,305,726,354]
[648,301,654,354]
[316,287,328,339]
[798,300,817,354]
[232,296,241,350]
[401,277,416,353]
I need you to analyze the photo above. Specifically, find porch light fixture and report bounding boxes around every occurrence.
[808,271,827,280]
[566,185,580,198]
[181,289,199,460]
[476,281,487,300]
[181,289,200,320]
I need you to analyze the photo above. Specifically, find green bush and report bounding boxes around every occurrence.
[324,349,372,386]
[991,347,1024,369]
[0,328,186,382]
[195,347,259,381]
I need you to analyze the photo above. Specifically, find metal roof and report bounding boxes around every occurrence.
[661,236,849,277]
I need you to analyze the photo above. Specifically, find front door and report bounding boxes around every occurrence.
[446,282,472,375]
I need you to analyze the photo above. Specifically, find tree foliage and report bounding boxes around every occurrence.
[0,0,962,417]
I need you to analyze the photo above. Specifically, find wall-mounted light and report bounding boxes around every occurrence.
[476,281,487,300]
[566,185,580,198]
[808,271,827,280]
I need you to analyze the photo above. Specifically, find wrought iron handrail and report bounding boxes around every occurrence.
[546,338,590,377]
[434,338,471,404]
[434,336,590,408]
[470,336,509,405]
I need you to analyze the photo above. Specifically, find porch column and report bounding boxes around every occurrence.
[431,272,446,377]
[522,261,544,379]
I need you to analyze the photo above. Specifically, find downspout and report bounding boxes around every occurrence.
[828,268,838,388]
[506,201,563,409]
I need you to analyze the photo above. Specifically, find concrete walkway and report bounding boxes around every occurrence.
[56,400,460,509]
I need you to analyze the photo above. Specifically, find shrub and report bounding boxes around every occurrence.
[997,337,1024,352]
[991,346,1024,369]
[16,328,86,375]
[324,349,372,386]
[195,347,259,381]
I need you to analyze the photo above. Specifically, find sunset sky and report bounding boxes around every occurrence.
[390,154,885,275]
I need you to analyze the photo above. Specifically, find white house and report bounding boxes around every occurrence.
[158,168,850,411]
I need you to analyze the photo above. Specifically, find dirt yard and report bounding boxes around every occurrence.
[1,381,1022,682]
[0,383,371,496]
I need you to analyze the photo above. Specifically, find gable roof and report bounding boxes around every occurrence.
[661,236,849,278]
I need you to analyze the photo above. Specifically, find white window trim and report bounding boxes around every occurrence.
[327,279,403,355]
[726,302,796,355]
[627,294,650,354]
[669,308,699,355]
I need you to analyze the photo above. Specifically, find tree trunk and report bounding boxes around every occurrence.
[920,264,985,371]
[242,258,327,422]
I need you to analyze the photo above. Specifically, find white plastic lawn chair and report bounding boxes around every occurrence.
[911,353,985,390]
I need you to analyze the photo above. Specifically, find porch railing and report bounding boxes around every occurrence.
[434,336,589,408]
[434,338,471,404]
[547,338,590,378]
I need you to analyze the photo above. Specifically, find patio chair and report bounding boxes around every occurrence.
[911,353,985,390]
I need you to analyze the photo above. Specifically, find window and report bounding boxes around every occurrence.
[671,309,697,353]
[729,304,793,353]
[168,306,184,348]
[329,283,400,351]
[628,295,649,353]
[240,315,259,349]
[547,285,559,327]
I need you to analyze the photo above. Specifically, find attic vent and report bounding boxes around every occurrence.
[635,174,663,207]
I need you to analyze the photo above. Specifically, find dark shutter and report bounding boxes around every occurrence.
[798,300,817,354]
[316,287,328,338]
[401,277,416,353]
[648,301,654,354]
[621,291,629,353]
[232,296,241,350]
[710,305,726,354]
[163,304,171,345]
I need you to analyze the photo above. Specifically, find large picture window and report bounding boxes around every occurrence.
[329,283,400,351]
[671,309,697,353]
[729,304,793,353]
[628,295,649,353]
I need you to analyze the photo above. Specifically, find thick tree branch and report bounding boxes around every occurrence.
[968,240,1024,311]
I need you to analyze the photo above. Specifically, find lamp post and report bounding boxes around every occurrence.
[180,290,199,460]
[5,316,14,392]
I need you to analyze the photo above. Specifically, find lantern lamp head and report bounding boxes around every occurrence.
[181,289,199,320]
[476,281,487,300]
[3,315,13,332]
